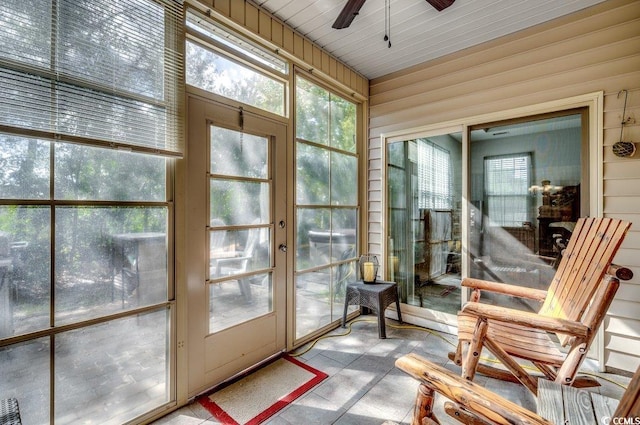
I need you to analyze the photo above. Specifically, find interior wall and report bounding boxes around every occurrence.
[368,0,640,373]
[470,127,582,222]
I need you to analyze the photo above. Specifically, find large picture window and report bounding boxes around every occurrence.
[0,1,181,423]
[294,76,358,340]
[0,0,184,156]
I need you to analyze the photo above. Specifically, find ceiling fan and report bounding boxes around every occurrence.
[332,0,455,29]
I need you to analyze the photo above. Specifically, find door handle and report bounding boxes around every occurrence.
[278,244,287,252]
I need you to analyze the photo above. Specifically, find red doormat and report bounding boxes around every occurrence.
[198,355,327,425]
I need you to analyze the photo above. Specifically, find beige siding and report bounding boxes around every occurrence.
[196,0,368,98]
[369,0,640,372]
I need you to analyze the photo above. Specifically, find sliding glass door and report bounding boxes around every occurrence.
[385,109,589,325]
[386,131,463,318]
[468,111,588,311]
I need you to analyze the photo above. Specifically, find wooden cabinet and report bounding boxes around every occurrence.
[537,184,579,256]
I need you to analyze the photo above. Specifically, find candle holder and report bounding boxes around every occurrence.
[358,254,379,284]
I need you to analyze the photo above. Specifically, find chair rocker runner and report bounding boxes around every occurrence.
[396,353,640,425]
[453,217,631,395]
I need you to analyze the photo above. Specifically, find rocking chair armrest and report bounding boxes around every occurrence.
[461,302,589,338]
[608,264,633,281]
[461,277,548,302]
[395,353,553,425]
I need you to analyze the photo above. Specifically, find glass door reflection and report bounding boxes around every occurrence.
[387,132,463,316]
[468,111,587,312]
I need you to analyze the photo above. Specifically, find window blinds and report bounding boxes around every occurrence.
[417,139,452,210]
[484,153,532,226]
[0,0,184,157]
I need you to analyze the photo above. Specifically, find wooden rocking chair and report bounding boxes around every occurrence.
[396,353,640,425]
[452,217,631,395]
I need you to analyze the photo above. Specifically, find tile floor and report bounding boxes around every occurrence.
[152,316,630,425]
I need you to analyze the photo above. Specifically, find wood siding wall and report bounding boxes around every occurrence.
[194,0,369,98]
[368,0,640,373]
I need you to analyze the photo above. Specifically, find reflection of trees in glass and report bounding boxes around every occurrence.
[295,77,358,274]
[0,135,50,199]
[296,77,356,152]
[0,135,167,315]
[296,144,329,205]
[54,144,165,201]
[186,41,284,116]
[210,128,267,179]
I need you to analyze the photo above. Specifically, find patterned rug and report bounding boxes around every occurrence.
[198,355,327,425]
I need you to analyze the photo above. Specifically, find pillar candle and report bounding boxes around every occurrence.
[362,261,375,282]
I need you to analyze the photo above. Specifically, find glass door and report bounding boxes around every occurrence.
[468,110,588,311]
[186,96,287,394]
[386,131,463,320]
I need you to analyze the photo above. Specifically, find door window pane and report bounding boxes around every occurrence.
[208,125,273,334]
[209,272,271,333]
[210,180,269,226]
[210,127,268,179]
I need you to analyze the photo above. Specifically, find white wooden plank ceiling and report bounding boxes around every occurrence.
[253,0,607,80]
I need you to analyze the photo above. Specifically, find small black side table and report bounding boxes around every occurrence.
[342,280,403,339]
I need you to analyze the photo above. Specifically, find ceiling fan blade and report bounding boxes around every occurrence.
[425,0,455,12]
[332,0,367,29]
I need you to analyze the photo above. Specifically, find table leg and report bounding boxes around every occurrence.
[377,292,386,339]
[342,289,350,328]
[395,288,403,324]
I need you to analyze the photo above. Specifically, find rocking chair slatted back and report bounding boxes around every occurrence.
[540,218,631,346]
